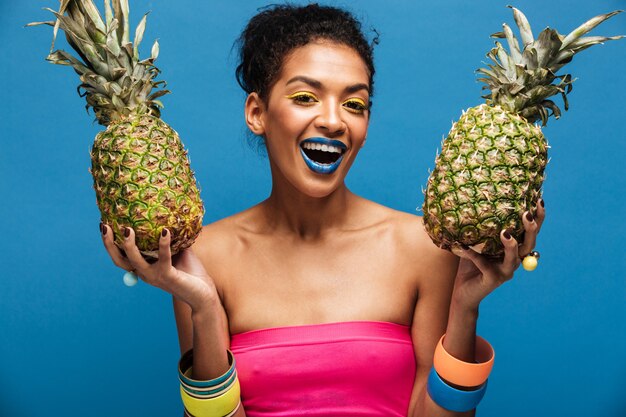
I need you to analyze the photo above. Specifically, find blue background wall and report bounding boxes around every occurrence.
[1,0,625,416]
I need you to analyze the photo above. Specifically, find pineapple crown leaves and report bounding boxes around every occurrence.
[28,0,170,126]
[477,6,623,126]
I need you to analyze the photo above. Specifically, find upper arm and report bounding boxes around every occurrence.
[405,220,460,414]
[172,224,232,355]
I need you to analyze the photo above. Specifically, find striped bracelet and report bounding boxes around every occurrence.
[178,349,241,417]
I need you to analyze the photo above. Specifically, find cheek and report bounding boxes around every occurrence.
[352,118,369,145]
[266,105,312,140]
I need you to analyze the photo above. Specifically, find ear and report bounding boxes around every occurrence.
[244,92,266,136]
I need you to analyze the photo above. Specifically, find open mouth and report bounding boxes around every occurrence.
[299,137,347,175]
[300,142,345,164]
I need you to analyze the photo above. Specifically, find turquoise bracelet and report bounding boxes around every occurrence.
[179,349,237,389]
[182,369,238,397]
[427,367,488,412]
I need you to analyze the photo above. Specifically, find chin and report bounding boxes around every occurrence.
[297,175,346,199]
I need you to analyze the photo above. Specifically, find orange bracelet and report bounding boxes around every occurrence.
[433,334,495,387]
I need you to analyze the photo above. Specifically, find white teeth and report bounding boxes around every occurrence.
[302,142,343,153]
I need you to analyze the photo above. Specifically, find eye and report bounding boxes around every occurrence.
[286,92,318,105]
[343,98,369,114]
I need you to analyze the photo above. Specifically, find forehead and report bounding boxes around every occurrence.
[278,41,370,87]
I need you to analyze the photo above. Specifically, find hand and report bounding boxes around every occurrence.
[451,199,546,310]
[100,224,218,313]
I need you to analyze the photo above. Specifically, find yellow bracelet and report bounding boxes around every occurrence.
[183,400,241,417]
[181,377,241,417]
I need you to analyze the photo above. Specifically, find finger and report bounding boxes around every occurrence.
[121,227,150,275]
[101,223,133,271]
[158,228,173,275]
[518,211,539,257]
[500,229,520,280]
[535,198,546,231]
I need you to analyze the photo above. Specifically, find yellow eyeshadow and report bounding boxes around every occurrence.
[285,91,317,100]
[343,98,369,114]
[345,98,367,107]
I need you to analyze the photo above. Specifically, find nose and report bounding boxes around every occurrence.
[314,100,346,136]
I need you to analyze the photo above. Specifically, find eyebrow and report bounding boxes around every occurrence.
[285,75,370,95]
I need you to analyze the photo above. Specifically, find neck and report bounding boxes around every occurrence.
[262,179,355,240]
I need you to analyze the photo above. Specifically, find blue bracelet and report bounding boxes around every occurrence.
[427,367,488,412]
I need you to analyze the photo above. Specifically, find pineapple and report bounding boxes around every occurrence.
[29,0,204,258]
[422,7,622,257]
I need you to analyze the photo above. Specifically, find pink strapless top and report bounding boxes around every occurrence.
[230,320,416,417]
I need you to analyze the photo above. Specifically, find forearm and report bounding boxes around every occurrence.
[190,297,230,380]
[443,297,478,364]
[417,299,480,417]
[185,298,248,417]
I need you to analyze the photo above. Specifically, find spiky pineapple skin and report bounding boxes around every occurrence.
[91,114,204,258]
[422,104,547,257]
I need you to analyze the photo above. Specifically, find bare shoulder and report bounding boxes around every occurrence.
[365,201,452,261]
[188,207,259,286]
[192,219,234,258]
[364,201,458,286]
[398,212,452,261]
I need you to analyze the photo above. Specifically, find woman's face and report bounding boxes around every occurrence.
[246,41,371,198]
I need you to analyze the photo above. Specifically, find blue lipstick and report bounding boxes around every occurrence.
[299,137,347,175]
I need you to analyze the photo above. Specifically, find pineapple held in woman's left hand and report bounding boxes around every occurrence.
[30,0,204,258]
[422,7,622,257]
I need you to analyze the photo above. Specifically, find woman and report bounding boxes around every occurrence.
[100,4,544,416]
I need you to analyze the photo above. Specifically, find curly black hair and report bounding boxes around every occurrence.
[234,3,379,107]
